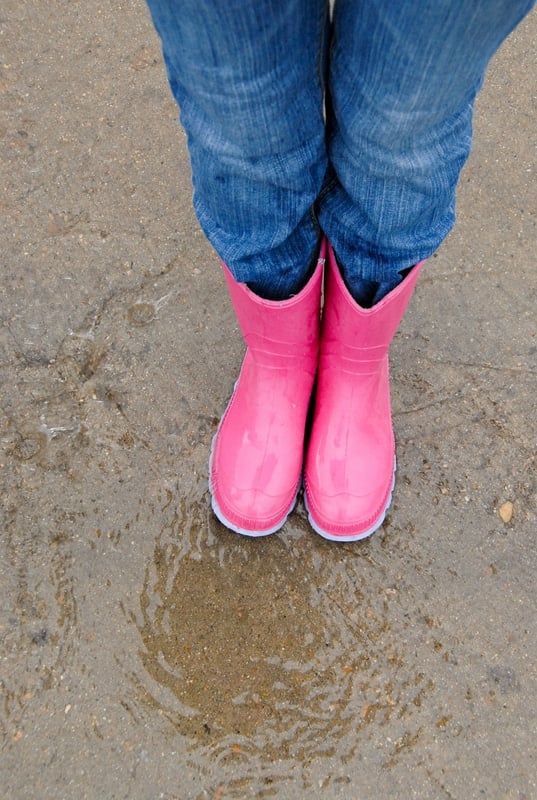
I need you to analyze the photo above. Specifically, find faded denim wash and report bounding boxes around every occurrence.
[146,0,535,302]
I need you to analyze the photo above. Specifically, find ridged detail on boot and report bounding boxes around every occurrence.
[209,240,326,536]
[304,241,423,541]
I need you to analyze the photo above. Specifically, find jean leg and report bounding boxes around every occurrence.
[145,0,328,299]
[318,0,536,305]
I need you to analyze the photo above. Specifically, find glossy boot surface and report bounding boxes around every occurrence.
[210,241,326,536]
[304,242,423,541]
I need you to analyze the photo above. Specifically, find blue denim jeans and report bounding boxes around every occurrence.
[145,0,534,303]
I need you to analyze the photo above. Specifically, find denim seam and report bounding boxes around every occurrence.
[316,0,330,103]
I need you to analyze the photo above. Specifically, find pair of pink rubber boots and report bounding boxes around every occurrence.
[209,238,423,541]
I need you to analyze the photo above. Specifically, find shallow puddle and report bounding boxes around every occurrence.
[129,490,432,794]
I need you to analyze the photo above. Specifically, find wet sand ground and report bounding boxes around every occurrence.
[1,3,536,798]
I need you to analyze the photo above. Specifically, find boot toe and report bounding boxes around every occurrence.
[304,474,395,542]
[211,483,298,537]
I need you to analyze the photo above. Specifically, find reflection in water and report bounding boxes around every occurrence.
[133,491,432,794]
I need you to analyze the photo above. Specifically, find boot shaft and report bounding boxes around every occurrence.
[321,243,423,367]
[222,238,326,364]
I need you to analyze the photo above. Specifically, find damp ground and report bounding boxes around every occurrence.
[1,3,536,799]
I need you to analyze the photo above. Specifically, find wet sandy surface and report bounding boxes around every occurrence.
[1,2,536,798]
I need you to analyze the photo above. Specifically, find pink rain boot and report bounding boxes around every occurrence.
[304,242,423,541]
[210,240,326,536]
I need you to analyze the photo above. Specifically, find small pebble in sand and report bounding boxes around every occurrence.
[498,501,514,524]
